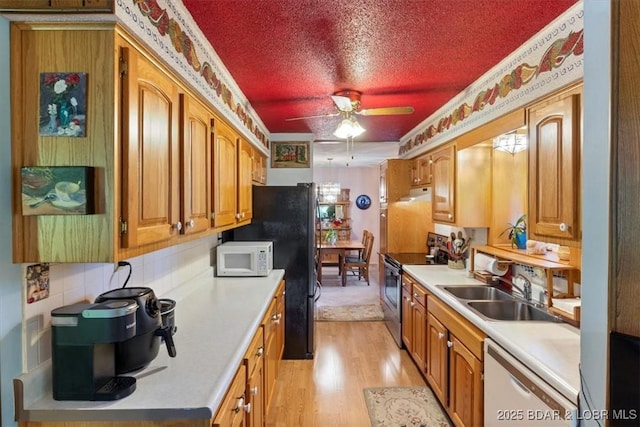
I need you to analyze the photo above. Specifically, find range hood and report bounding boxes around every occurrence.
[399,187,431,202]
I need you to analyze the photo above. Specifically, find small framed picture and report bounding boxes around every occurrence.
[39,72,87,137]
[21,166,96,215]
[271,141,310,168]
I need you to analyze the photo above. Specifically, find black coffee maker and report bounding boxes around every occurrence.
[51,300,138,401]
[95,287,176,373]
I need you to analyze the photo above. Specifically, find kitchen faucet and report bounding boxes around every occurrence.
[491,274,532,302]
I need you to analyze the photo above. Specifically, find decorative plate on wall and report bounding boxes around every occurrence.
[356,194,371,210]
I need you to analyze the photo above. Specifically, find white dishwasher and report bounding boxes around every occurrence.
[484,339,577,427]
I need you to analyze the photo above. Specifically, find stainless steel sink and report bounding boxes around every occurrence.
[466,300,562,322]
[440,285,514,301]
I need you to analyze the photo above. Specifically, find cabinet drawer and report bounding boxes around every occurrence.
[412,282,428,307]
[244,326,265,378]
[212,364,247,427]
[263,298,278,343]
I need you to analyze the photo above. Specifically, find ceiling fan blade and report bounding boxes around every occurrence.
[357,106,415,116]
[331,95,354,112]
[285,112,341,121]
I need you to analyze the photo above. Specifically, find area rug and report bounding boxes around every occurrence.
[315,304,384,321]
[363,386,452,427]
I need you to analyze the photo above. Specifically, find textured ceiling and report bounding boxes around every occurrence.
[181,0,577,165]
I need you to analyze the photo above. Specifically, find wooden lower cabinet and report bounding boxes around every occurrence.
[424,295,486,427]
[449,336,483,427]
[264,280,285,418]
[426,312,448,404]
[401,274,428,372]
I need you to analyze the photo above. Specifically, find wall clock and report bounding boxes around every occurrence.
[355,194,371,210]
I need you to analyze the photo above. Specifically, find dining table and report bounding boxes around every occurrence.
[317,240,365,286]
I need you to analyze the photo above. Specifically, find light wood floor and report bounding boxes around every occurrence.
[265,321,427,426]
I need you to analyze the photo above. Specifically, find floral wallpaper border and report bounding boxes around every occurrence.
[399,3,584,157]
[116,0,269,149]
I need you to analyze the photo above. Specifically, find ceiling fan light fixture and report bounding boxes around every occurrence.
[333,117,365,139]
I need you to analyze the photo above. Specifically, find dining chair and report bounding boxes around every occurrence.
[342,232,374,286]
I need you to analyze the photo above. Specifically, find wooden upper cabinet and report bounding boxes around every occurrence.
[252,149,267,185]
[411,155,432,187]
[238,138,253,222]
[528,86,581,242]
[380,159,411,204]
[180,94,211,236]
[0,0,113,11]
[431,145,456,223]
[121,44,180,249]
[212,117,238,228]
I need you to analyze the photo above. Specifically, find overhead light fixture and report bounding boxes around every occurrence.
[318,158,341,202]
[493,130,527,155]
[333,116,365,139]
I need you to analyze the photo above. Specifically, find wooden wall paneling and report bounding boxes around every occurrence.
[386,201,432,253]
[11,23,117,262]
[612,0,640,336]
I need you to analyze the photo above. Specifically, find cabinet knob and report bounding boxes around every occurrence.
[256,346,264,357]
[173,221,183,231]
[186,219,195,228]
[233,397,244,413]
[413,292,419,299]
[447,214,453,220]
[410,301,415,307]
[251,386,259,396]
[244,402,252,413]
[236,213,241,220]
[559,222,568,232]
[438,332,445,340]
[447,340,453,348]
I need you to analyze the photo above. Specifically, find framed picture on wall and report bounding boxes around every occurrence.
[271,141,310,168]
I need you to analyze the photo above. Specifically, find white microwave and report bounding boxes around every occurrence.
[216,241,273,277]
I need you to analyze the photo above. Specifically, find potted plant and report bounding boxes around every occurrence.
[325,229,338,246]
[500,214,527,249]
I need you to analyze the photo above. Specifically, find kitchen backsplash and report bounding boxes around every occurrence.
[21,235,219,372]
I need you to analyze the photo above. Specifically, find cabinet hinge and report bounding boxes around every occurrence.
[120,218,128,235]
[119,57,128,78]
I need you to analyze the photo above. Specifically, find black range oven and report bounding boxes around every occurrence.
[382,234,449,347]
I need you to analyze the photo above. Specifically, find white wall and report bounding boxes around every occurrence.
[314,165,380,261]
[0,15,22,427]
[267,133,314,185]
[581,0,610,421]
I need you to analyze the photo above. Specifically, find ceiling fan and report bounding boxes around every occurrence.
[285,89,415,121]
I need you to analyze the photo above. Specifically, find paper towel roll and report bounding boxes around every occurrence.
[474,253,508,276]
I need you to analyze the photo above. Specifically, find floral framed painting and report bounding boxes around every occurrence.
[271,141,310,168]
[39,72,87,137]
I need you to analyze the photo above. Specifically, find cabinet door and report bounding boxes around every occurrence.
[401,287,413,350]
[431,145,455,223]
[247,359,264,427]
[528,90,581,240]
[252,150,267,185]
[121,46,180,248]
[412,155,432,186]
[212,365,247,427]
[426,312,448,405]
[449,335,483,427]
[180,94,211,235]
[411,300,427,372]
[212,117,238,228]
[238,138,253,222]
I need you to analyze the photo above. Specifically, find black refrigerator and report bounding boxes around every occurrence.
[223,183,317,359]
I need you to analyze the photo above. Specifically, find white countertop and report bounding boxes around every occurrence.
[15,269,286,422]
[402,265,580,404]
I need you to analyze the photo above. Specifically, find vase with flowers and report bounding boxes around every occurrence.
[325,229,338,246]
[500,214,527,249]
